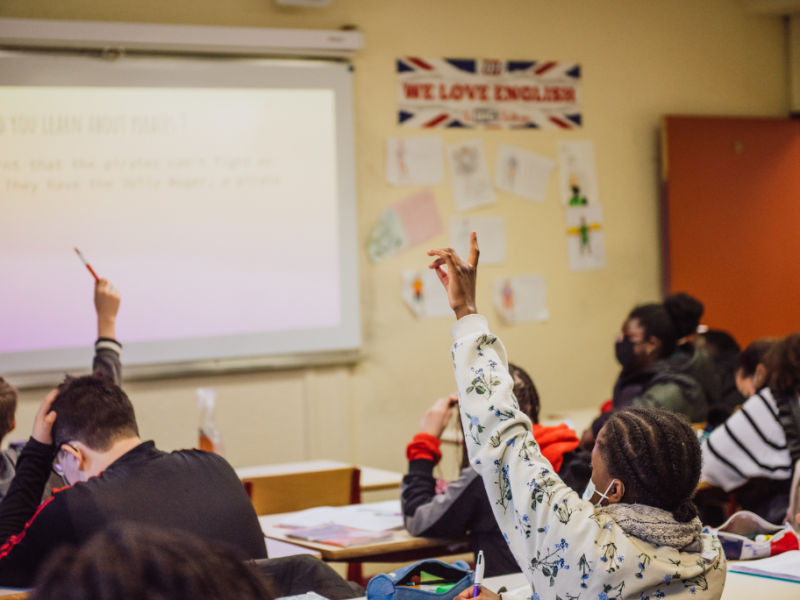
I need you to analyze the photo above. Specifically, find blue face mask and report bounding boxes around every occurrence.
[582,478,617,508]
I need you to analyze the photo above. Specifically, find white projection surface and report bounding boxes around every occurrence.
[0,54,360,378]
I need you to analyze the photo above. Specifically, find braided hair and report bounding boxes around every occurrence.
[598,406,702,523]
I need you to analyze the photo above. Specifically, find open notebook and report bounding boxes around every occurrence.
[728,550,800,583]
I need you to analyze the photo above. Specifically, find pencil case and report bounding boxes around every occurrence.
[366,559,473,600]
[710,510,799,560]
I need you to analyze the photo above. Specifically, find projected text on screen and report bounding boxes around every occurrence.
[0,87,341,355]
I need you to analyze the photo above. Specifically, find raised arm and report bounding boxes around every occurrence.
[93,279,122,385]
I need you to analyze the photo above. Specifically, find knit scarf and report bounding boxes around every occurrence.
[596,503,703,552]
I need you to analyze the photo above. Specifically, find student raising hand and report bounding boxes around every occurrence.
[94,279,121,340]
[427,231,479,320]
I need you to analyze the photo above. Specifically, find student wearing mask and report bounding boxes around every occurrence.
[581,295,718,449]
[427,234,724,600]
[401,364,591,577]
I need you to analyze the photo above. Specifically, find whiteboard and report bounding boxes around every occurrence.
[0,53,360,380]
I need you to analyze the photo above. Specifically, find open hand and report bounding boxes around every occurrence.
[95,279,121,339]
[419,393,458,438]
[427,231,479,320]
[32,389,58,445]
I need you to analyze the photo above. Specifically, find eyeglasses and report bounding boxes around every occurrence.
[52,444,78,477]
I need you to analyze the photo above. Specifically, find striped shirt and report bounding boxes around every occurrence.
[701,387,793,491]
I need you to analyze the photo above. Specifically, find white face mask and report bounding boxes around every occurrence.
[582,478,617,508]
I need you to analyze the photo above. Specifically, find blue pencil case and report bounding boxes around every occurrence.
[366,559,473,600]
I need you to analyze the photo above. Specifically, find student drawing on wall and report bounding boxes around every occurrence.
[579,215,591,254]
[502,279,515,319]
[413,275,424,304]
[568,173,588,206]
[506,155,518,188]
[397,139,409,183]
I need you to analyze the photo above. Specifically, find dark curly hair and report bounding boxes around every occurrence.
[598,406,702,523]
[763,334,800,397]
[663,292,705,340]
[31,523,274,600]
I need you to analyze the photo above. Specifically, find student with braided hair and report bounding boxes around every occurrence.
[426,234,724,600]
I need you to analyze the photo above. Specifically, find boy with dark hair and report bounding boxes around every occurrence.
[0,279,122,502]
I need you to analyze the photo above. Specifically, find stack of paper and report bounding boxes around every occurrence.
[728,550,800,583]
[287,524,394,548]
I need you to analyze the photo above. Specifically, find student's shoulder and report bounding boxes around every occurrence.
[167,448,238,475]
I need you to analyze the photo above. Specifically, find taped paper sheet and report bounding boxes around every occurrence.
[367,189,443,262]
[446,139,496,211]
[493,275,549,324]
[402,270,452,318]
[566,206,606,271]
[450,216,506,265]
[557,140,598,206]
[495,144,554,202]
[386,136,444,186]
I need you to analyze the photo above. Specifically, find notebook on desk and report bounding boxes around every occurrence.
[278,500,404,532]
[728,550,800,583]
[286,524,394,548]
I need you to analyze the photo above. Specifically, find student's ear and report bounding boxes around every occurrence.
[9,419,15,433]
[607,480,626,505]
[643,336,661,358]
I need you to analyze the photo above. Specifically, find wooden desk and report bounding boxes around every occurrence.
[260,512,471,564]
[0,590,27,599]
[235,460,403,493]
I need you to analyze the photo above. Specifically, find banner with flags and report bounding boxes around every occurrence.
[396,57,581,130]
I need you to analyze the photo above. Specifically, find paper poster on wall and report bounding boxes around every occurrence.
[402,270,452,318]
[557,141,598,206]
[450,217,506,265]
[495,145,554,202]
[566,206,606,271]
[367,189,443,263]
[397,57,581,130]
[446,139,496,211]
[493,275,549,324]
[386,136,444,186]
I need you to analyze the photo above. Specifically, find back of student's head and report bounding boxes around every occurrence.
[508,363,540,425]
[763,334,800,398]
[599,406,701,523]
[698,329,741,358]
[663,292,704,340]
[51,375,139,451]
[627,304,678,358]
[31,523,274,600]
[737,338,776,378]
[0,377,17,442]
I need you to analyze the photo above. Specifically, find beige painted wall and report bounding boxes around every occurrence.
[2,1,788,474]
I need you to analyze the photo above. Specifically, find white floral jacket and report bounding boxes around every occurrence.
[450,315,726,600]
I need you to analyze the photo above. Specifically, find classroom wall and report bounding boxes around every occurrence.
[3,0,788,474]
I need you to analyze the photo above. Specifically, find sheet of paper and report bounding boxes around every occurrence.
[402,269,452,319]
[450,217,506,264]
[386,136,444,185]
[495,144,554,202]
[566,206,606,271]
[446,139,496,211]
[367,188,443,262]
[277,501,404,533]
[493,275,549,324]
[557,140,599,206]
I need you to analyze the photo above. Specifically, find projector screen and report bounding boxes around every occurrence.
[0,53,360,380]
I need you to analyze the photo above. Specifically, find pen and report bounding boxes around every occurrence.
[74,248,100,282]
[473,550,484,598]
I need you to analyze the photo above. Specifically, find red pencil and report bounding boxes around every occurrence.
[74,248,100,282]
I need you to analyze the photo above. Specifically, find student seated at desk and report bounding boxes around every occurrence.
[0,278,122,502]
[695,329,745,427]
[402,366,591,577]
[699,338,795,524]
[428,234,725,600]
[582,293,719,450]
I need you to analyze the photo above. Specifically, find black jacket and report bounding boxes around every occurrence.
[0,437,267,587]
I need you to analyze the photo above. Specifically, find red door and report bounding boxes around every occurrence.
[663,116,800,346]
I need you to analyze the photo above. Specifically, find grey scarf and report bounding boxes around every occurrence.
[596,503,703,553]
